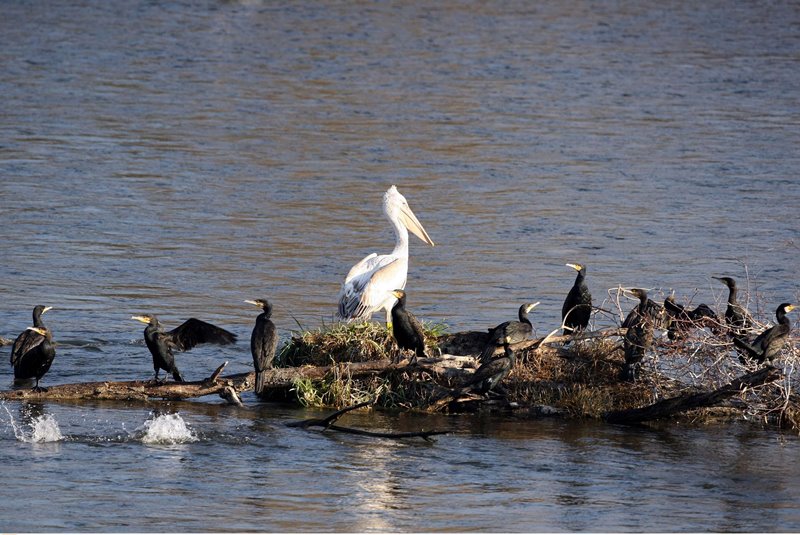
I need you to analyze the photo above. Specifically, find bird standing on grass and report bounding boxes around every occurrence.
[246,299,278,395]
[562,263,592,335]
[131,314,237,383]
[480,302,539,363]
[389,289,428,364]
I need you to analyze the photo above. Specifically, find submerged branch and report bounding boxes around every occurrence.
[604,366,783,424]
[287,400,447,441]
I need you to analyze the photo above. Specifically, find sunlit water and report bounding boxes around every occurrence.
[1,0,800,531]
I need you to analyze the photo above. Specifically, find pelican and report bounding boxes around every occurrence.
[337,185,434,323]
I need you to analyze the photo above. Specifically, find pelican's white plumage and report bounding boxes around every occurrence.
[337,185,434,323]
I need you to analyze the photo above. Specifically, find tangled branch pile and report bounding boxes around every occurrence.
[278,288,800,432]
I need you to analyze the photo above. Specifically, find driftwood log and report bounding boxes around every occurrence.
[604,365,783,424]
[0,328,627,405]
[0,360,407,403]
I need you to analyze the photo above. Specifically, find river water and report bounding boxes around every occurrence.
[1,0,799,531]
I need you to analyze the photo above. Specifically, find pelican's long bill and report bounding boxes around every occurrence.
[399,203,434,247]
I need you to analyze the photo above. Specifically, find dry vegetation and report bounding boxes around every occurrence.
[274,283,800,432]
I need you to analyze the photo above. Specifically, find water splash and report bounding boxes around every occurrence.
[27,414,64,443]
[1,403,64,443]
[136,412,198,445]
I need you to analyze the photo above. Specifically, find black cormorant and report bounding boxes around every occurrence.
[245,299,278,395]
[562,263,592,335]
[480,302,539,363]
[663,295,719,340]
[713,276,753,334]
[622,293,667,331]
[621,289,654,382]
[733,303,795,364]
[11,305,56,390]
[390,289,428,363]
[10,305,50,366]
[131,314,237,382]
[462,343,516,395]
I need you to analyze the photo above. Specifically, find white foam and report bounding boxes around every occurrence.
[27,414,64,443]
[137,413,198,445]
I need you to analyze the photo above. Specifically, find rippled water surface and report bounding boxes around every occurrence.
[2,0,800,531]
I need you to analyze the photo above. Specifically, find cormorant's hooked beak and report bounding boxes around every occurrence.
[621,288,646,300]
[787,304,797,313]
[526,302,541,313]
[391,289,405,299]
[565,263,582,272]
[131,315,151,324]
[244,300,261,307]
[399,204,434,247]
[42,306,53,314]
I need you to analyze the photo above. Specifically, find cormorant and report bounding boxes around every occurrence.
[390,289,428,363]
[663,295,719,340]
[713,276,753,335]
[480,302,539,363]
[11,305,56,390]
[131,314,237,382]
[622,293,667,330]
[733,303,796,364]
[462,343,516,395]
[562,263,592,335]
[621,289,654,382]
[245,299,278,395]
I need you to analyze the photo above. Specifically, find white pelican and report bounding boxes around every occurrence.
[337,185,435,323]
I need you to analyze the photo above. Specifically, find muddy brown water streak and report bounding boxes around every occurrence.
[1,0,799,531]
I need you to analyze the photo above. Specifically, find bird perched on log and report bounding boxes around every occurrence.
[713,276,753,335]
[131,314,237,383]
[480,302,539,363]
[621,289,654,382]
[245,299,278,395]
[337,185,434,324]
[390,289,428,364]
[462,343,516,396]
[11,305,56,391]
[562,263,592,335]
[663,295,719,340]
[733,303,796,364]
